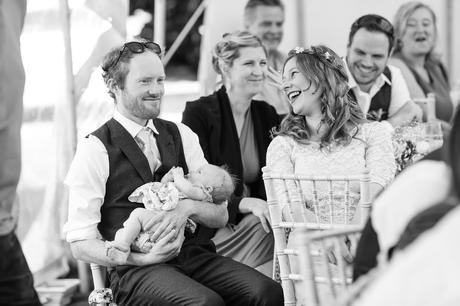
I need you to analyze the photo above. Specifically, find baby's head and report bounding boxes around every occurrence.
[187,164,235,203]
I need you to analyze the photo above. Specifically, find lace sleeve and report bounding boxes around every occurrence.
[364,122,396,187]
[266,136,299,220]
[266,136,295,173]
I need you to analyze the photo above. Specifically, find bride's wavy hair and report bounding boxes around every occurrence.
[273,45,366,148]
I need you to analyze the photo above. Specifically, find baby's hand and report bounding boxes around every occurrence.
[171,167,184,179]
[161,168,175,183]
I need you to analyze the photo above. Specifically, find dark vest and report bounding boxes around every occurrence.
[349,67,392,121]
[91,118,188,241]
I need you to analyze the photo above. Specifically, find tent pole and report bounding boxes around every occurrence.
[445,0,453,76]
[60,0,86,293]
[59,0,77,154]
[296,0,306,47]
[154,0,166,50]
[163,0,208,66]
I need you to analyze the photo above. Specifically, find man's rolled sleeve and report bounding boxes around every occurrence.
[63,136,108,242]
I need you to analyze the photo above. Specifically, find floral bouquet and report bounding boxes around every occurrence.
[392,121,430,173]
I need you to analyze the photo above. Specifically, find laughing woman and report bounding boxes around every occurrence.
[389,2,454,122]
[182,31,280,276]
[266,45,396,220]
[266,45,396,304]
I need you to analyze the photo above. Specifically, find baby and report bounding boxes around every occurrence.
[105,164,234,264]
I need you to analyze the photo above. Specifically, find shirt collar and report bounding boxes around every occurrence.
[113,110,159,138]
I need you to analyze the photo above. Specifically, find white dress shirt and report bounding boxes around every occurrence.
[63,111,208,242]
[354,206,460,306]
[347,64,411,117]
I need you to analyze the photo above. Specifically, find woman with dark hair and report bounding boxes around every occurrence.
[267,45,396,209]
[390,1,454,122]
[182,30,280,276]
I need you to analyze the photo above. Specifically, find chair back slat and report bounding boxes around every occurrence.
[264,173,296,306]
[345,180,350,225]
[319,238,337,297]
[333,237,349,288]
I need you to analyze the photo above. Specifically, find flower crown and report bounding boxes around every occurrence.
[294,46,334,62]
[291,46,348,82]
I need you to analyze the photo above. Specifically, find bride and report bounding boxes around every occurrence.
[266,45,396,223]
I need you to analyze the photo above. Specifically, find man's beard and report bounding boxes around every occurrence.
[127,93,161,120]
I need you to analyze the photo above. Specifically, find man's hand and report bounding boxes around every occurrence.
[238,197,271,233]
[160,168,175,183]
[326,236,354,265]
[387,101,423,127]
[130,225,185,266]
[143,206,189,242]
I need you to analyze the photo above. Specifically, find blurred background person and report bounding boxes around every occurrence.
[73,0,126,138]
[182,31,280,277]
[346,14,422,127]
[0,0,41,305]
[390,1,454,123]
[244,0,290,116]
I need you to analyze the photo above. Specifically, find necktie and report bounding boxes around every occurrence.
[136,127,157,174]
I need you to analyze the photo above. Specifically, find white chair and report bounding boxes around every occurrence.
[262,167,371,306]
[88,263,116,306]
[295,227,363,306]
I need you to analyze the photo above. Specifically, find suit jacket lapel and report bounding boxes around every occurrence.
[251,102,268,168]
[216,87,244,190]
[107,119,153,183]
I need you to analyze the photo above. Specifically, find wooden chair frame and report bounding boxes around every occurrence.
[262,167,371,306]
[89,263,114,306]
[295,227,363,306]
[90,263,107,290]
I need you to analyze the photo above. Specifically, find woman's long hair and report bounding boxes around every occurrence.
[274,45,366,148]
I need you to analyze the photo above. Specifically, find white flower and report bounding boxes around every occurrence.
[294,46,305,54]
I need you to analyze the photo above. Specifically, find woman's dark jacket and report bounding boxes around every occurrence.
[182,86,280,240]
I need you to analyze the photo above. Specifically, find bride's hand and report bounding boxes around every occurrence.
[238,197,271,233]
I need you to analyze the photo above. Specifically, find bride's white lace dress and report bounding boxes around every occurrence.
[266,121,396,224]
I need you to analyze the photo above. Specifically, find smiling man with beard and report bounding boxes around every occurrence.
[63,40,283,305]
[346,14,422,128]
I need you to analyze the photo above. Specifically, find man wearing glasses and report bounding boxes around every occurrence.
[63,40,283,305]
[346,14,422,127]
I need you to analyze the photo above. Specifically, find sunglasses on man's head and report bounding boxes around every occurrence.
[102,41,162,72]
[353,15,394,36]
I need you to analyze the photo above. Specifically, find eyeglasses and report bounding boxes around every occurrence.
[102,41,162,72]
